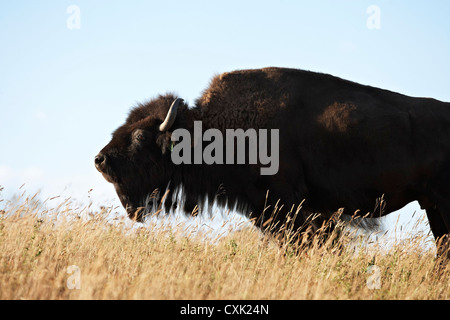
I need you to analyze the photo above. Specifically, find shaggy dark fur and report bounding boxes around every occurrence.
[96,67,450,254]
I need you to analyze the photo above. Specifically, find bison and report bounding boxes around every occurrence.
[95,67,450,256]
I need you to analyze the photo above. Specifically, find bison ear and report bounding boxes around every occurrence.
[156,132,173,155]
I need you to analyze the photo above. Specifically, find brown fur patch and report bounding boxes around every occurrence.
[317,102,358,133]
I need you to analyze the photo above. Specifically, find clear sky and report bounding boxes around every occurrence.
[1,1,449,234]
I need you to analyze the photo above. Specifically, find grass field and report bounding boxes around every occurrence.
[0,192,448,300]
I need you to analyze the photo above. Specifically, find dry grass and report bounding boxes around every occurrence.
[0,193,448,300]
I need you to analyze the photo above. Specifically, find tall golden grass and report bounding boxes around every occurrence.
[0,192,448,300]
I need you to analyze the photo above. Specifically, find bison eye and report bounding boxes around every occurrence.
[132,129,148,144]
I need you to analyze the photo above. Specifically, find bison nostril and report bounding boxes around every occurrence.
[95,154,105,166]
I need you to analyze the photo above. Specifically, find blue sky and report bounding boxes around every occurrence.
[1,1,449,234]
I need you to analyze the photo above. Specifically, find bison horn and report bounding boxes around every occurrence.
[159,98,183,132]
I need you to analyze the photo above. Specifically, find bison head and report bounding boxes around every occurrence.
[95,95,185,221]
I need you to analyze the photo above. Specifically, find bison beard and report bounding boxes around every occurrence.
[96,67,450,257]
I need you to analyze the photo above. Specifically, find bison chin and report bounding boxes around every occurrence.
[114,184,162,223]
[122,204,143,222]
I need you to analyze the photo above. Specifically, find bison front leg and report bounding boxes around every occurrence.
[425,206,450,261]
[254,207,339,251]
